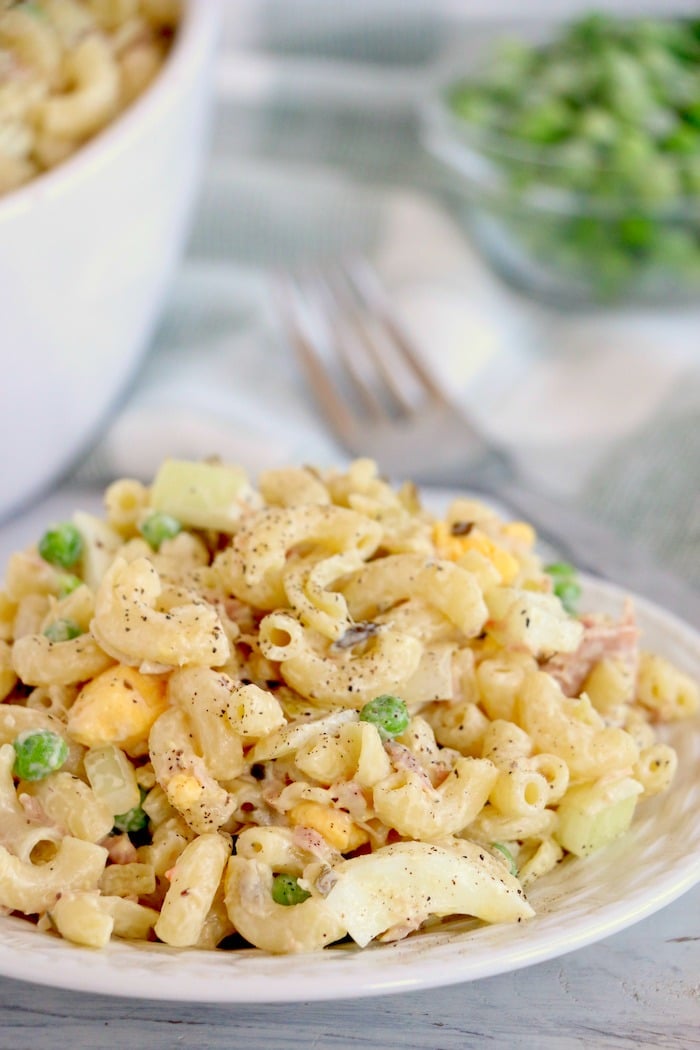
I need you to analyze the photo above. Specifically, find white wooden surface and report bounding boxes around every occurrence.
[0,882,697,1050]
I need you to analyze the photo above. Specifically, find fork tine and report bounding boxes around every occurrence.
[326,265,420,417]
[344,258,453,409]
[305,267,388,420]
[273,274,362,449]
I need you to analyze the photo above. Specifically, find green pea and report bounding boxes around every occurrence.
[682,154,700,193]
[544,561,577,580]
[139,512,182,551]
[443,13,700,301]
[359,694,410,741]
[512,98,571,144]
[545,563,581,614]
[618,215,657,252]
[13,730,69,781]
[664,123,698,154]
[684,99,700,128]
[114,788,149,834]
[271,874,311,907]
[577,107,619,146]
[38,522,83,569]
[554,579,583,615]
[43,618,83,643]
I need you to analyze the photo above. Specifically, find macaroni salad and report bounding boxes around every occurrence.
[0,458,696,954]
[0,0,179,196]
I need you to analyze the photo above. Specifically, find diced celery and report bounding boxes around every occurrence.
[84,744,141,817]
[72,511,122,591]
[485,587,583,657]
[150,459,256,533]
[555,777,643,857]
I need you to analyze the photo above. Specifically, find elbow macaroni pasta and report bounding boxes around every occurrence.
[0,0,179,196]
[0,457,696,956]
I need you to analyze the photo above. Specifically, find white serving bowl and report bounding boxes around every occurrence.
[0,0,220,522]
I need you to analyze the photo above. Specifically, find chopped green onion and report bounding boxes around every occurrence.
[271,873,311,907]
[38,522,83,569]
[139,512,182,551]
[492,842,518,877]
[359,694,410,741]
[114,788,149,834]
[43,618,83,643]
[13,729,69,781]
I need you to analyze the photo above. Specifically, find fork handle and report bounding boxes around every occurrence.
[485,481,700,627]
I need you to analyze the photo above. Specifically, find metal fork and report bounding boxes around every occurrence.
[275,259,700,625]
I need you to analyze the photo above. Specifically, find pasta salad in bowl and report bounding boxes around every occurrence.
[0,458,697,975]
[0,0,219,521]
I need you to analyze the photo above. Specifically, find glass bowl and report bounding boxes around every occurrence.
[422,81,700,308]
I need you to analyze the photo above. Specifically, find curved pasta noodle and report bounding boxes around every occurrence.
[38,33,119,139]
[636,652,699,721]
[0,640,17,701]
[282,552,362,641]
[634,744,677,796]
[400,643,456,704]
[294,721,391,789]
[257,612,307,662]
[24,683,77,719]
[279,627,422,708]
[257,467,330,507]
[518,671,639,780]
[0,744,64,862]
[425,697,490,757]
[468,806,558,845]
[23,770,113,844]
[149,708,236,834]
[234,826,326,876]
[104,478,150,536]
[518,838,563,887]
[50,890,160,947]
[155,832,232,948]
[91,557,229,668]
[481,719,532,767]
[11,631,113,686]
[136,814,195,877]
[216,504,382,610]
[488,766,550,819]
[340,554,487,639]
[224,855,347,954]
[0,835,107,914]
[0,8,62,79]
[372,757,498,839]
[526,752,570,803]
[167,668,245,781]
[4,551,59,602]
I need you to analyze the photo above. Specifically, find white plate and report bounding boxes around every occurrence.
[0,493,699,1001]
